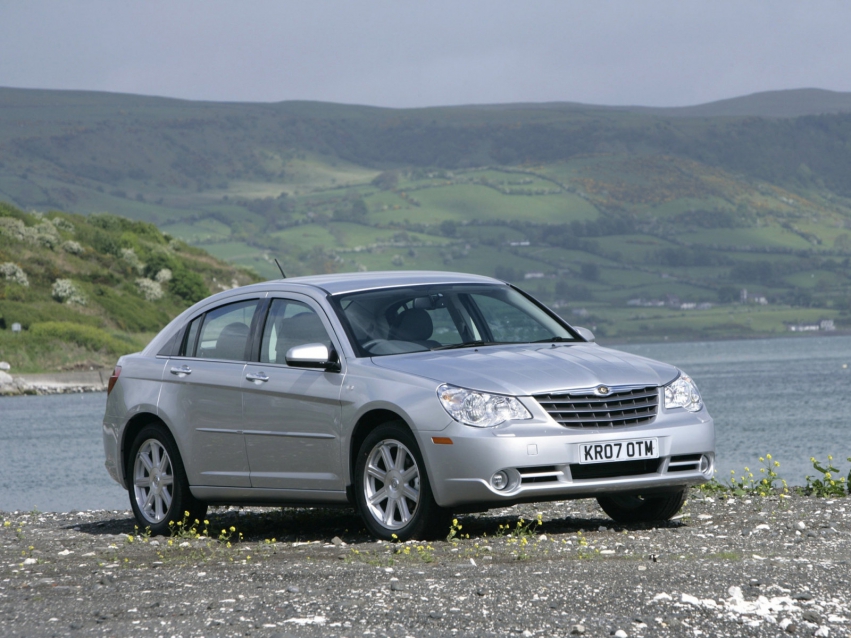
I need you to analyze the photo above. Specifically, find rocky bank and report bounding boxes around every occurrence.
[0,368,107,396]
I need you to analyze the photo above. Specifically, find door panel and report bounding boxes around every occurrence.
[242,297,345,490]
[158,298,259,488]
[161,359,250,487]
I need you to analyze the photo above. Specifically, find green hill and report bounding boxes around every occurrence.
[0,202,257,372]
[0,87,850,346]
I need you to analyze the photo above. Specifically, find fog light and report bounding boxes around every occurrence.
[491,471,509,491]
[700,454,711,473]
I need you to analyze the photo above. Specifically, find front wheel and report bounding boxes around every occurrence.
[596,488,687,524]
[354,423,450,541]
[127,425,207,536]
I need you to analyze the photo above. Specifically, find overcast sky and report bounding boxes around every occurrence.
[1,0,850,109]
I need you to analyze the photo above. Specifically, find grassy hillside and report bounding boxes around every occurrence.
[0,87,850,346]
[0,202,257,372]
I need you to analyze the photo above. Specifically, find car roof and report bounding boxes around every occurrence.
[251,270,504,295]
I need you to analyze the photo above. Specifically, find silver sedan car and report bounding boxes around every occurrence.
[103,271,714,540]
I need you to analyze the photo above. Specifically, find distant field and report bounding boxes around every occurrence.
[372,183,596,225]
[2,87,850,342]
[676,227,816,250]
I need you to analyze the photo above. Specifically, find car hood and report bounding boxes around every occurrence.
[370,344,679,396]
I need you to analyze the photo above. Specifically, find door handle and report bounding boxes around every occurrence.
[245,372,269,383]
[170,365,192,376]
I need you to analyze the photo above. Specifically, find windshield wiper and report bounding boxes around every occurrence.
[431,340,502,351]
[532,336,576,343]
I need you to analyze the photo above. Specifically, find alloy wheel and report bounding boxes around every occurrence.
[133,438,175,523]
[363,439,421,530]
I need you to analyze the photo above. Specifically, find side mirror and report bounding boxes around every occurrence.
[285,343,341,372]
[575,326,596,342]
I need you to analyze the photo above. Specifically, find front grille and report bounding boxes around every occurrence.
[570,459,661,480]
[535,386,658,429]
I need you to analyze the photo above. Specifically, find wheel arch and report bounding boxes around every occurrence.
[120,412,171,489]
[348,408,413,489]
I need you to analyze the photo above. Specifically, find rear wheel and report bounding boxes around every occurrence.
[354,423,451,541]
[596,488,687,524]
[127,425,206,536]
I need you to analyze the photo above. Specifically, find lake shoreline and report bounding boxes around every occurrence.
[600,328,851,348]
[0,369,108,396]
[1,330,850,386]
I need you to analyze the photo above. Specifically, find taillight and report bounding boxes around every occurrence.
[107,365,121,396]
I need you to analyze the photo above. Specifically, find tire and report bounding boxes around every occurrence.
[596,488,687,524]
[127,424,207,536]
[354,422,451,541]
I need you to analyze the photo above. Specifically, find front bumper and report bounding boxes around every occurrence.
[416,410,715,509]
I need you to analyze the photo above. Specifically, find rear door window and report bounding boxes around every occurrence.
[190,300,259,361]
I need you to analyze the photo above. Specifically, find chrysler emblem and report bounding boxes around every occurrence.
[596,385,610,395]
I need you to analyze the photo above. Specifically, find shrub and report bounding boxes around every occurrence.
[50,217,75,233]
[61,240,84,255]
[371,171,399,190]
[144,251,178,279]
[89,228,119,256]
[135,278,163,301]
[0,300,100,330]
[28,322,135,356]
[33,221,60,249]
[440,220,458,237]
[0,262,28,287]
[121,248,146,274]
[169,267,208,303]
[0,217,26,242]
[51,279,86,305]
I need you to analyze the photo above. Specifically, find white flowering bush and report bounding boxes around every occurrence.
[120,248,146,274]
[0,262,28,287]
[51,278,86,305]
[50,217,75,233]
[154,268,173,283]
[33,221,60,249]
[61,240,84,255]
[0,218,60,249]
[135,278,163,301]
[0,217,26,241]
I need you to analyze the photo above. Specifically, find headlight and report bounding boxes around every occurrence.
[664,373,703,412]
[437,384,532,428]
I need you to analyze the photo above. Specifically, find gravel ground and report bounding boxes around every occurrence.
[1,492,849,637]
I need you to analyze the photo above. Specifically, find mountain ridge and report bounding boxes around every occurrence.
[4,86,851,118]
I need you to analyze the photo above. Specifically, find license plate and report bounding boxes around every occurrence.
[578,438,659,464]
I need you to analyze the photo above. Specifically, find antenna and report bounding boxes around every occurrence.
[274,258,286,279]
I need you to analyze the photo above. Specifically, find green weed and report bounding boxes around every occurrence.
[805,456,850,498]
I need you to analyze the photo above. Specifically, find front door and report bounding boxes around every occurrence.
[241,296,345,491]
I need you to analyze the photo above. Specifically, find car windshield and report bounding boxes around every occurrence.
[331,283,578,357]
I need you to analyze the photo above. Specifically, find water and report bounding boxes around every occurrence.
[0,392,127,512]
[619,335,851,488]
[1,336,850,512]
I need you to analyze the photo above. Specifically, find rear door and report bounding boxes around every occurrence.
[160,298,260,488]
[241,295,346,491]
